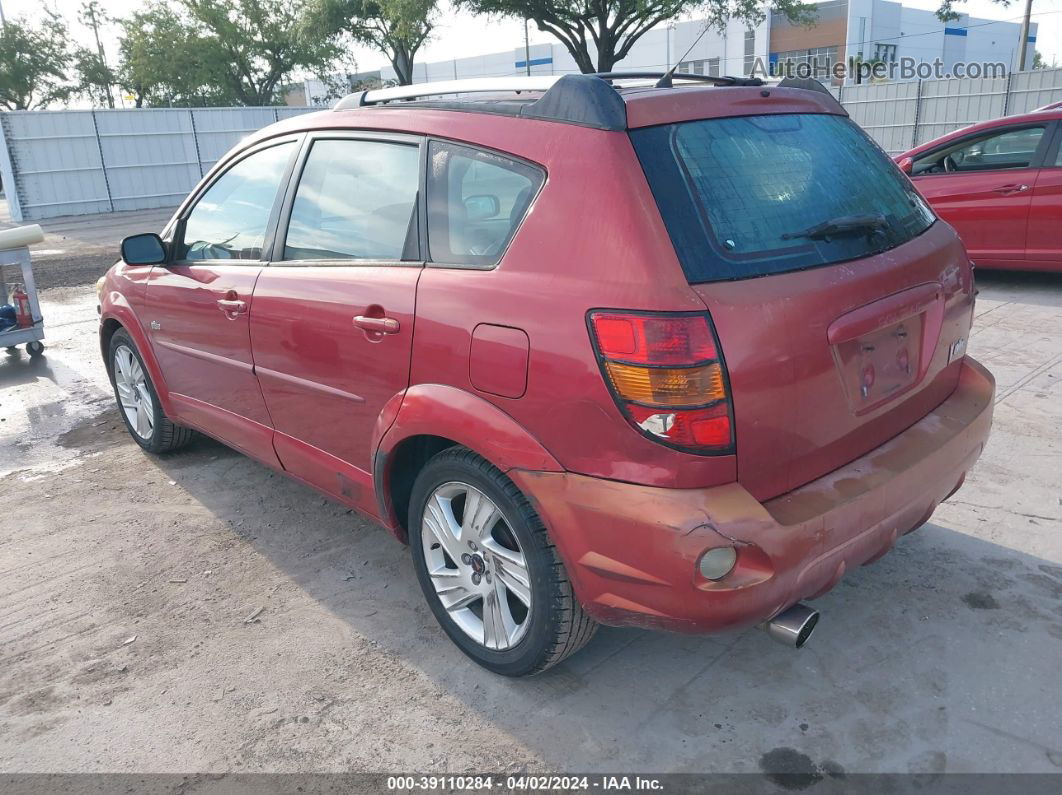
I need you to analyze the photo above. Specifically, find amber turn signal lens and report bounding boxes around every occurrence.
[604,361,726,407]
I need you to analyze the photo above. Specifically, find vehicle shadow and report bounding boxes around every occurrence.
[137,430,1062,776]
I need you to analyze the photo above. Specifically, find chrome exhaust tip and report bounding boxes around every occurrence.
[758,603,820,648]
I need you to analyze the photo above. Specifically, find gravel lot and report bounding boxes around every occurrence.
[1,210,1060,779]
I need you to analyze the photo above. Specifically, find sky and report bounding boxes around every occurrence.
[3,0,1061,79]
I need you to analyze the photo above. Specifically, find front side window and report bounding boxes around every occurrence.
[426,141,544,267]
[283,139,420,261]
[913,126,1046,175]
[179,142,295,261]
[632,113,935,282]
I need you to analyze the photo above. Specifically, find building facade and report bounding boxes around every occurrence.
[771,0,1037,81]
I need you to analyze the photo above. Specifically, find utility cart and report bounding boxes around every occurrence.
[0,224,46,357]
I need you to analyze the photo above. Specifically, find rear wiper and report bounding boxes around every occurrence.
[781,213,888,241]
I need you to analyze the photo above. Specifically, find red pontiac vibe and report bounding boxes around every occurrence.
[99,74,994,676]
[895,103,1062,272]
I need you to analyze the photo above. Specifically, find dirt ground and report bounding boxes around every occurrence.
[1,210,1060,778]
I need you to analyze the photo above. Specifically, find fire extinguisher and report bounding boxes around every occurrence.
[12,284,32,328]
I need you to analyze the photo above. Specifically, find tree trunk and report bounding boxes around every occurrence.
[568,45,597,74]
[595,49,618,73]
[392,50,414,85]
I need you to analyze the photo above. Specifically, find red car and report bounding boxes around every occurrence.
[896,106,1062,271]
[99,74,994,676]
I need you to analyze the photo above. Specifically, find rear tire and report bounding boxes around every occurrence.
[409,447,597,676]
[108,329,195,454]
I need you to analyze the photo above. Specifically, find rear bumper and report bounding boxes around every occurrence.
[511,357,995,633]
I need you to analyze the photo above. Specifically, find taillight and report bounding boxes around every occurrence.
[588,311,734,454]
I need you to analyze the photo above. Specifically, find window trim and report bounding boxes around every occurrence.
[1041,121,1062,169]
[423,136,547,271]
[166,134,304,267]
[270,129,427,269]
[911,122,1053,178]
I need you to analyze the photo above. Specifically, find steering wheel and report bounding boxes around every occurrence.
[943,155,958,173]
[187,240,232,260]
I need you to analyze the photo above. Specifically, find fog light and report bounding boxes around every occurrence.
[698,546,738,580]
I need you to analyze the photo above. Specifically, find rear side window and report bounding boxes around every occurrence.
[631,114,935,283]
[426,141,543,267]
[283,139,420,261]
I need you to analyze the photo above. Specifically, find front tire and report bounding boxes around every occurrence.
[409,447,597,676]
[108,329,195,454]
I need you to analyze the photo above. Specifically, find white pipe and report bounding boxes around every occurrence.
[0,224,45,251]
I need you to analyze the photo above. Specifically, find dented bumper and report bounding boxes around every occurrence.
[510,357,995,633]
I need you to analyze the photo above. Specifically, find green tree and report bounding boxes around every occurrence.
[458,0,814,75]
[117,3,232,107]
[183,0,344,105]
[74,47,118,107]
[0,12,74,110]
[309,0,437,85]
[78,1,115,107]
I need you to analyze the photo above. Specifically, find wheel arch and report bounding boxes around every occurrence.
[374,384,562,542]
[99,308,175,416]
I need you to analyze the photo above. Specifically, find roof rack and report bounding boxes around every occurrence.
[335,76,563,110]
[331,71,820,132]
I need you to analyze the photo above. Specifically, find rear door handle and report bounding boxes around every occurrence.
[353,315,400,334]
[993,183,1029,194]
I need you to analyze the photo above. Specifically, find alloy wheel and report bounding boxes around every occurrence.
[113,345,155,441]
[421,482,532,650]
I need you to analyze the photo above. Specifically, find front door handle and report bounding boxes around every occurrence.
[217,298,247,314]
[993,183,1030,194]
[353,315,400,334]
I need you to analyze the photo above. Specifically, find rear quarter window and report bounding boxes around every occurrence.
[631,113,935,283]
[426,141,544,268]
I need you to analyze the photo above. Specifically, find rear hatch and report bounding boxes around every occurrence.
[632,111,976,501]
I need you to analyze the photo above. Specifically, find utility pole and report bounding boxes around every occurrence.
[81,1,115,108]
[0,0,6,26]
[1017,0,1033,72]
[524,17,531,76]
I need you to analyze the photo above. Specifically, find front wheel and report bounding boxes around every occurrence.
[108,329,195,453]
[409,447,597,676]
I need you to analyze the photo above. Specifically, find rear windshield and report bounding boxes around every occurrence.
[631,113,936,283]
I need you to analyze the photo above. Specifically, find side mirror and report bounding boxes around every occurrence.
[897,156,914,175]
[121,233,167,265]
[463,194,500,222]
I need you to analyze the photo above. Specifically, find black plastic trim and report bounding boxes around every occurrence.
[519,74,627,130]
